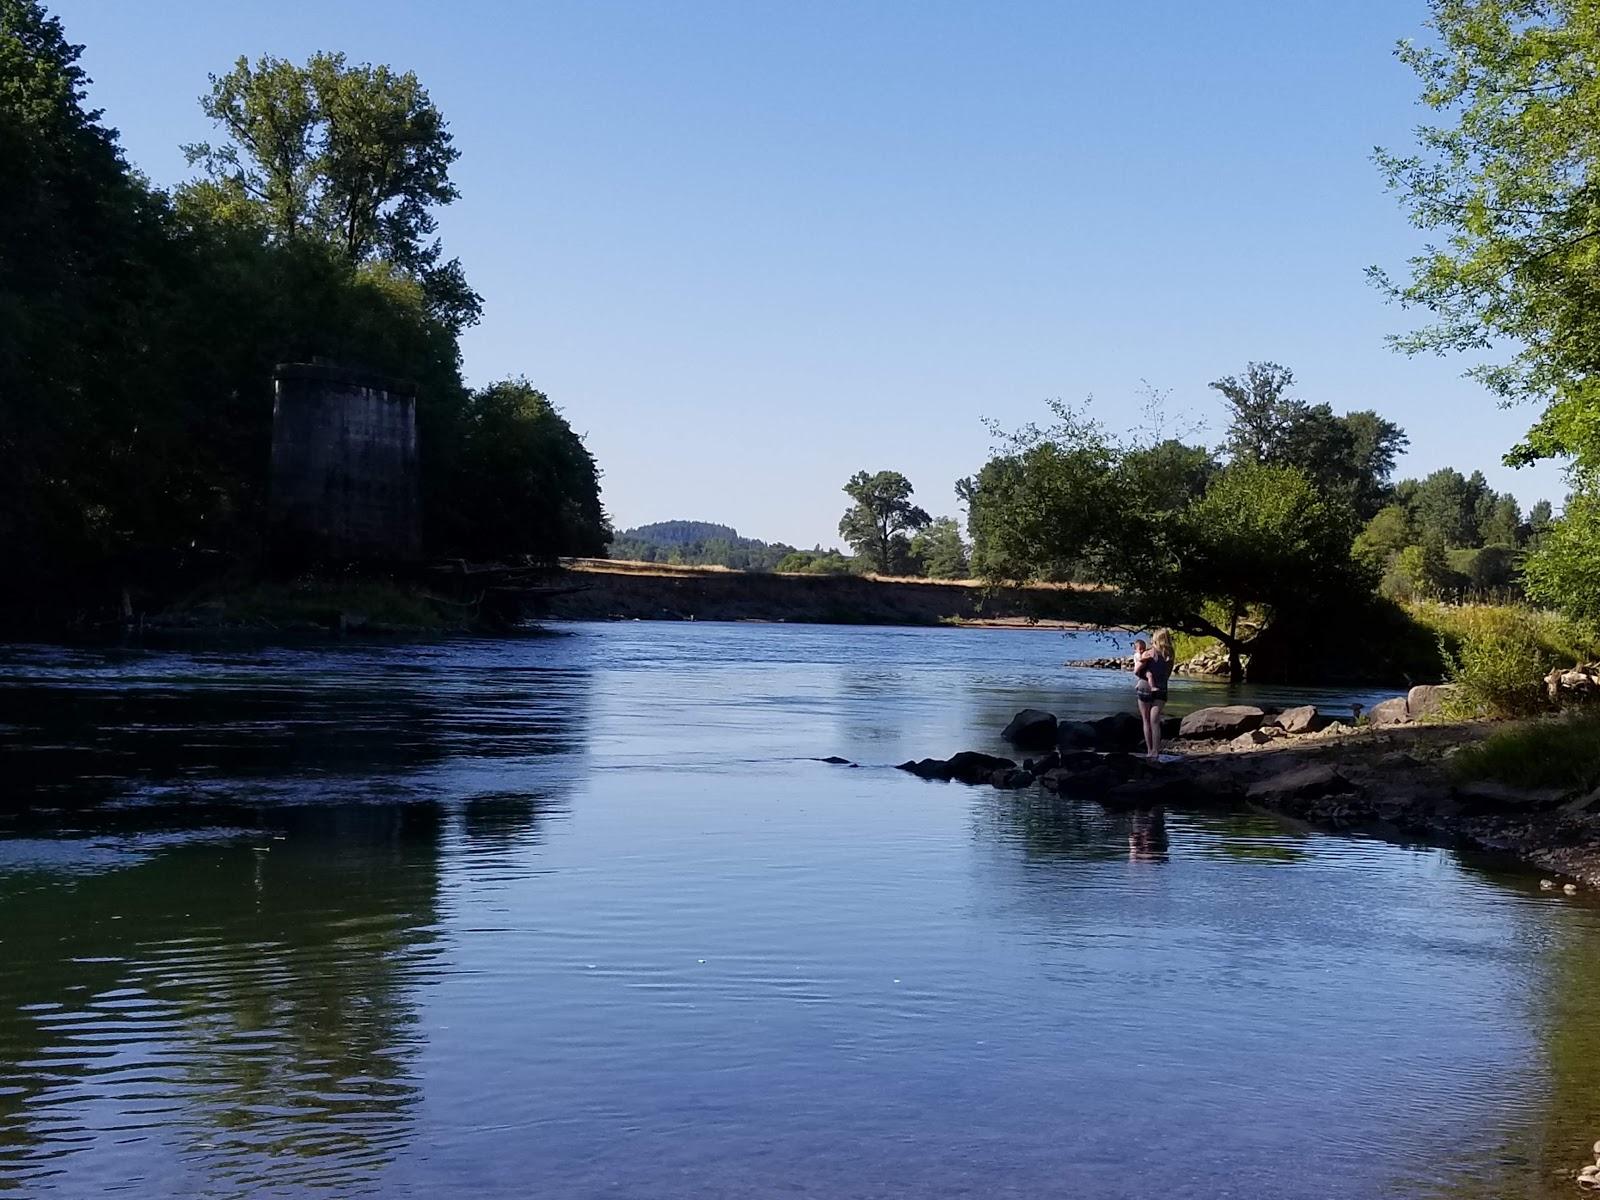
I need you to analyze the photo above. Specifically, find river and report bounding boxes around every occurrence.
[1,622,1597,1198]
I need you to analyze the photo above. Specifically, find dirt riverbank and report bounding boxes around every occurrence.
[534,560,1116,628]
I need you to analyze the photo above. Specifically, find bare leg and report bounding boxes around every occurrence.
[1139,700,1156,757]
[1149,701,1165,758]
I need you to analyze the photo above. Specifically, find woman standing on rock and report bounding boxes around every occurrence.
[1135,629,1174,759]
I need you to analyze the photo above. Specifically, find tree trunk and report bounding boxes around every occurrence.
[1226,608,1244,684]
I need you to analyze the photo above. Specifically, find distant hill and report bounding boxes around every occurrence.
[610,521,802,572]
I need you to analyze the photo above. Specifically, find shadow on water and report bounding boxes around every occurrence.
[0,641,594,810]
[0,639,591,1195]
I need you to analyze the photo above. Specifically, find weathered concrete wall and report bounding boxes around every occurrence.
[269,364,421,560]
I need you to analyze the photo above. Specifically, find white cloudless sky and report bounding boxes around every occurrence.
[53,0,1570,547]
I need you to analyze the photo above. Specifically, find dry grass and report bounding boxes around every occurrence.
[563,557,1108,591]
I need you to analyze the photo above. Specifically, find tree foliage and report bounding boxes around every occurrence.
[963,391,1368,680]
[437,380,609,561]
[1379,0,1600,623]
[838,471,931,574]
[183,51,479,330]
[1524,480,1600,625]
[909,517,970,580]
[609,522,800,571]
[1210,362,1407,518]
[0,2,605,618]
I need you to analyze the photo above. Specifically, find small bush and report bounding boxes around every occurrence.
[1439,609,1554,718]
[1448,713,1600,792]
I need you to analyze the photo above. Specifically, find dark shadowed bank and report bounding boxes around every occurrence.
[892,701,1600,888]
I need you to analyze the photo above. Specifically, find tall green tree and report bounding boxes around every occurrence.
[0,0,177,598]
[1524,482,1600,624]
[966,400,1367,680]
[1210,362,1407,517]
[438,380,609,561]
[909,517,970,580]
[1378,0,1600,620]
[838,470,931,574]
[184,51,479,331]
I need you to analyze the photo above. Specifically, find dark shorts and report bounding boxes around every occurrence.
[1137,690,1168,705]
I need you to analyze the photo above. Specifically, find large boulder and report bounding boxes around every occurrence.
[1274,705,1319,735]
[1368,697,1410,728]
[1055,720,1100,752]
[1246,764,1356,805]
[1056,714,1144,753]
[1405,684,1458,721]
[1001,708,1058,750]
[1090,712,1145,752]
[1178,705,1266,740]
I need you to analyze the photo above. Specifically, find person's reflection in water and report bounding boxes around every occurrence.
[1128,807,1169,863]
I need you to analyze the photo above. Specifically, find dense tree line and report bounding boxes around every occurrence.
[609,523,800,572]
[1355,469,1551,601]
[0,2,607,619]
[962,365,1415,680]
[613,492,973,581]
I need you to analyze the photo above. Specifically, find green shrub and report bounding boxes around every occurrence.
[1440,608,1555,717]
[1448,713,1600,792]
[1410,601,1599,665]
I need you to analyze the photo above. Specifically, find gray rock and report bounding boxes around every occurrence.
[1275,705,1319,735]
[1247,764,1355,804]
[1368,697,1410,727]
[1179,705,1266,740]
[1001,708,1058,750]
[1451,779,1564,812]
[1232,727,1288,748]
[1405,684,1458,721]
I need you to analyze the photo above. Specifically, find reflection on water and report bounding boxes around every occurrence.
[0,622,1598,1198]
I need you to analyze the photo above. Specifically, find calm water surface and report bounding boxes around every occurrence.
[1,622,1598,1198]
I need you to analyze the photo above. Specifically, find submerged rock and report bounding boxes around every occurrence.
[991,767,1036,789]
[897,751,1018,785]
[1178,705,1265,740]
[1001,708,1058,751]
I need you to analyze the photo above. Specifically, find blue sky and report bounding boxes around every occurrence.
[54,0,1567,547]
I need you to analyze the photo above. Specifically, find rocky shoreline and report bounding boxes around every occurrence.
[891,700,1600,888]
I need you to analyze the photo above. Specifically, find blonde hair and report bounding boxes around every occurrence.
[1152,629,1175,660]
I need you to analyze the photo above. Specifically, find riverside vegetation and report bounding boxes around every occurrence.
[7,0,1600,722]
[2,2,607,629]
